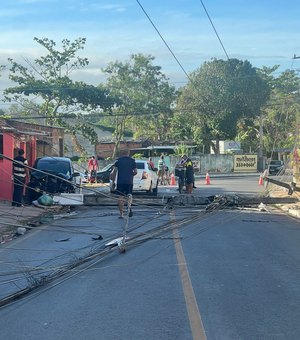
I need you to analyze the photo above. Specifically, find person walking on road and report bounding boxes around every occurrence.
[110,149,137,219]
[12,149,29,207]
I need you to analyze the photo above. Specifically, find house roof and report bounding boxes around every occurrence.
[131,145,196,151]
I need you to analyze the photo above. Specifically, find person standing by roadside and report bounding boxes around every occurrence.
[110,149,137,219]
[175,158,186,194]
[181,154,194,194]
[12,149,29,207]
[157,154,165,185]
[148,157,155,169]
[88,156,98,183]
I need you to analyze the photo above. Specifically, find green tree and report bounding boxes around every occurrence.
[261,69,300,155]
[234,67,300,156]
[4,37,113,151]
[102,54,176,157]
[176,58,270,153]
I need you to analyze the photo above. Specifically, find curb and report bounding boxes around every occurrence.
[194,172,260,179]
[282,206,300,219]
[288,209,300,218]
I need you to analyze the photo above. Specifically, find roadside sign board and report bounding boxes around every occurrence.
[234,155,258,172]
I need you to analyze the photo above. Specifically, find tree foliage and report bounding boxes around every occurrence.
[259,67,300,154]
[175,58,270,153]
[101,53,176,157]
[4,37,113,150]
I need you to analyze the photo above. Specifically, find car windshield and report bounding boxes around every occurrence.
[99,164,113,172]
[35,159,71,176]
[270,161,282,166]
[136,162,145,170]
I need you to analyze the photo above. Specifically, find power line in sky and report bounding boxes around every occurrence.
[136,0,191,82]
[199,0,230,60]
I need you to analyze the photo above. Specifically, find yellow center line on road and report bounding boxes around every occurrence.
[171,212,207,340]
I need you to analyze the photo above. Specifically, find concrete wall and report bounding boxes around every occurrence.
[167,154,234,174]
[95,153,257,174]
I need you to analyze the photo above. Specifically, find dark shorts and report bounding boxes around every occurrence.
[116,183,133,196]
[185,174,194,185]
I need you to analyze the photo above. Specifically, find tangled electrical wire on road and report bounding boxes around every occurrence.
[0,188,279,309]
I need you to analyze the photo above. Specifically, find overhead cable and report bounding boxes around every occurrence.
[199,0,230,60]
[136,0,191,81]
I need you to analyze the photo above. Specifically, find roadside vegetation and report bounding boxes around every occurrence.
[1,37,300,157]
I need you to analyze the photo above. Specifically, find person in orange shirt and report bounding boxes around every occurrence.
[148,157,155,169]
[88,156,99,183]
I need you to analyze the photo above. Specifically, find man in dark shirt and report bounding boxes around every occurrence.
[110,149,137,218]
[181,154,194,194]
[12,149,29,207]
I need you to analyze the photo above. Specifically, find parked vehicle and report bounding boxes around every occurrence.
[268,160,284,175]
[96,163,114,183]
[134,160,158,194]
[26,157,79,202]
[110,159,158,195]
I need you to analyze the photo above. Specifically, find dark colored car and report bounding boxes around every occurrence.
[26,157,79,202]
[96,163,114,183]
[268,160,284,175]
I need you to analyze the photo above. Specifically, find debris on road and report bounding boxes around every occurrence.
[92,235,103,241]
[16,227,27,236]
[55,238,70,242]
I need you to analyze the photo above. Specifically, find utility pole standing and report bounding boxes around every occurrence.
[258,113,264,171]
[292,54,300,185]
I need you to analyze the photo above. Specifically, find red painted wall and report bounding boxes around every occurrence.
[0,132,14,201]
[0,132,37,202]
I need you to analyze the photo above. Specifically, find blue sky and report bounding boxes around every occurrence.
[1,0,300,89]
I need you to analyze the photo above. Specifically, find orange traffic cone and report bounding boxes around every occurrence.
[258,175,263,186]
[170,173,176,185]
[205,172,211,185]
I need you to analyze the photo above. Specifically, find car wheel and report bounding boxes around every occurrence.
[147,181,153,194]
[152,182,158,196]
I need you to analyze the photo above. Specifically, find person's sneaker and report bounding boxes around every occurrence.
[118,215,124,219]
[128,208,133,217]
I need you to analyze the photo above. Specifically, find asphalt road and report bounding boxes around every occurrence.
[84,175,266,197]
[0,176,299,339]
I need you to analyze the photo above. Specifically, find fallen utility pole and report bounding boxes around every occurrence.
[264,176,300,195]
[83,193,297,207]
